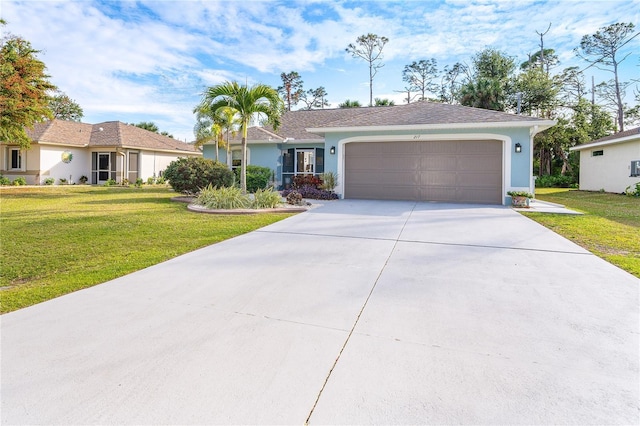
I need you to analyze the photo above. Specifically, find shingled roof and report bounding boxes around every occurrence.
[229,101,554,143]
[590,127,640,144]
[25,119,200,153]
[571,126,640,151]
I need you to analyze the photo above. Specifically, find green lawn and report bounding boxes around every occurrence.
[524,188,640,278]
[0,186,295,313]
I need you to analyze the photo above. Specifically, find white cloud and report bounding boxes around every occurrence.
[3,0,638,141]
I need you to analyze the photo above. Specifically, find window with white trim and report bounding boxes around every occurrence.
[8,148,23,170]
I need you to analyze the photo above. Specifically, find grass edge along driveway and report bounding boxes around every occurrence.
[0,186,295,314]
[523,188,640,279]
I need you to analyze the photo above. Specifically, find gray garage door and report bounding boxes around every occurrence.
[344,140,502,204]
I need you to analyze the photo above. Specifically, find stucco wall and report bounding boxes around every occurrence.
[578,141,640,193]
[139,152,199,179]
[1,145,41,184]
[41,146,90,184]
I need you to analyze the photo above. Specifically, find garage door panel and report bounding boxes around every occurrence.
[348,184,419,200]
[420,186,457,202]
[385,155,420,170]
[456,155,501,170]
[347,156,386,170]
[383,142,418,154]
[419,171,457,186]
[345,140,502,204]
[419,141,458,154]
[456,171,502,187]
[463,140,502,154]
[457,188,501,204]
[421,155,457,170]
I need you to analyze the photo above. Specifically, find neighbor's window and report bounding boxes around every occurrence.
[9,148,22,170]
[231,150,242,169]
[592,150,604,157]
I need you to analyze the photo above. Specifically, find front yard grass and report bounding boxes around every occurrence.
[523,188,640,278]
[0,186,295,314]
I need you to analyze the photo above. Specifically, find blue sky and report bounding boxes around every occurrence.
[2,0,639,141]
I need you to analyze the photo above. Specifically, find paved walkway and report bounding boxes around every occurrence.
[2,200,638,425]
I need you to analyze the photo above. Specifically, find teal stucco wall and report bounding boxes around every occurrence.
[203,126,537,202]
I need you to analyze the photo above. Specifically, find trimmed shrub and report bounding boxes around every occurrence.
[79,175,88,184]
[164,157,234,195]
[12,177,27,186]
[58,178,67,185]
[44,177,55,185]
[0,175,10,185]
[235,165,272,193]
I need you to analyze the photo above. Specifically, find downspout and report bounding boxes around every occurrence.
[117,150,126,183]
[530,125,539,196]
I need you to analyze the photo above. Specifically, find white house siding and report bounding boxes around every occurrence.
[1,145,40,184]
[140,151,193,180]
[40,146,90,185]
[579,141,640,193]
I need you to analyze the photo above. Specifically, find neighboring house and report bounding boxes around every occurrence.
[570,127,640,193]
[1,119,201,185]
[204,101,555,205]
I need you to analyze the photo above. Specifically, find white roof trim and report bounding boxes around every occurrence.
[225,138,324,145]
[307,120,556,134]
[570,134,640,151]
[36,141,89,148]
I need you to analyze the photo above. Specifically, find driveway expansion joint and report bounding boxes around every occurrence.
[304,202,418,424]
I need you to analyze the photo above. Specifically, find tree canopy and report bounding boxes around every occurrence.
[402,59,439,101]
[575,22,638,131]
[0,20,56,148]
[196,81,283,193]
[49,91,83,121]
[346,33,389,107]
[277,71,304,112]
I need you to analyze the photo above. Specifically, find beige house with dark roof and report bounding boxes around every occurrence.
[571,127,640,193]
[205,102,555,205]
[1,120,201,185]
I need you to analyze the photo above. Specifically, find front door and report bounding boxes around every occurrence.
[97,153,110,184]
[296,149,315,174]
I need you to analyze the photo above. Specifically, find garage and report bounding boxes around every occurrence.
[344,140,503,204]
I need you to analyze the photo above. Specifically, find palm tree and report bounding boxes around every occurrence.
[218,106,241,168]
[197,81,284,193]
[193,107,222,161]
[338,99,362,108]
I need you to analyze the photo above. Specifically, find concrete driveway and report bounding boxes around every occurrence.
[2,200,638,425]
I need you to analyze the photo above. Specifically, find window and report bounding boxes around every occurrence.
[9,148,22,170]
[91,152,117,184]
[631,160,640,177]
[128,152,139,182]
[231,150,243,169]
[592,150,604,157]
[281,147,325,188]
